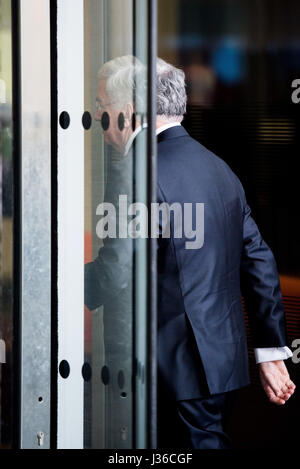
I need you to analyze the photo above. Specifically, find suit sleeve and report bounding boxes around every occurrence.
[84,235,133,311]
[84,151,134,311]
[238,182,288,348]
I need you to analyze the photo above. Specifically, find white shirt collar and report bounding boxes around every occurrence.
[123,123,147,156]
[156,122,181,135]
[123,121,181,156]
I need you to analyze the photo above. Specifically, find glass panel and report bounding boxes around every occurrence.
[83,0,149,448]
[0,0,13,449]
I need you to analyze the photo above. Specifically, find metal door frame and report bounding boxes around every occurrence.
[18,0,52,449]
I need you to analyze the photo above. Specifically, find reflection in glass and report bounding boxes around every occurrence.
[0,0,13,449]
[83,0,148,448]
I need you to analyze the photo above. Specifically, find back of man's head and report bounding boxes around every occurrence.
[156,58,187,122]
[98,55,186,121]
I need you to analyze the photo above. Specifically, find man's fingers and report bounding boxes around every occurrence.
[280,379,296,395]
[280,382,289,394]
[268,393,286,405]
[263,373,283,397]
[286,379,296,390]
[262,371,295,398]
[259,362,296,405]
[270,396,286,405]
[264,385,286,405]
[264,382,293,403]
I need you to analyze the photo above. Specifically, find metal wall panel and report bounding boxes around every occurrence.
[20,0,51,449]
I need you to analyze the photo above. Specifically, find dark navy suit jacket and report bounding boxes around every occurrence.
[157,125,288,400]
[85,125,288,402]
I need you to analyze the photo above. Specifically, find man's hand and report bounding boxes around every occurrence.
[258,360,296,405]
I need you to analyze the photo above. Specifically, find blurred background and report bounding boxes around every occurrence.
[158,0,300,449]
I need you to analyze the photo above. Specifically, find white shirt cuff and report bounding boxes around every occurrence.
[254,346,293,364]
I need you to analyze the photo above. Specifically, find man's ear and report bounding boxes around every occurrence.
[124,103,134,127]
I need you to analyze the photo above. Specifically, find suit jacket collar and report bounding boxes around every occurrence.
[157,125,189,143]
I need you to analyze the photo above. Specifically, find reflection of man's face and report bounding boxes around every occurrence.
[94,79,133,155]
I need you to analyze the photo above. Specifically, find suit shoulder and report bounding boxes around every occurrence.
[190,135,244,181]
[158,132,245,201]
[158,133,236,176]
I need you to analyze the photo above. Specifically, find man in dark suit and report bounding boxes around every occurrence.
[85,56,295,449]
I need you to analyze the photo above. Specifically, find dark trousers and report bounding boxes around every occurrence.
[157,390,239,449]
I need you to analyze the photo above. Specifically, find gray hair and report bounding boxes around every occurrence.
[98,55,147,114]
[156,58,186,122]
[98,56,187,121]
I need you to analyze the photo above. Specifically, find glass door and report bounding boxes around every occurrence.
[57,0,156,449]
